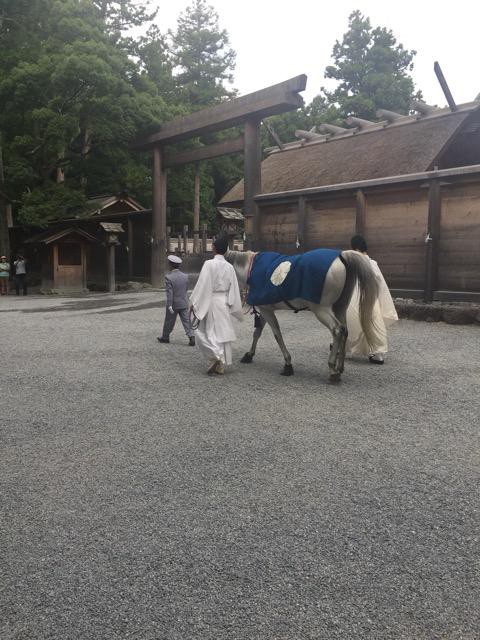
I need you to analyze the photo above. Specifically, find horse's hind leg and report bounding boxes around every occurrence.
[240,315,266,363]
[333,305,348,376]
[260,307,294,376]
[313,307,346,382]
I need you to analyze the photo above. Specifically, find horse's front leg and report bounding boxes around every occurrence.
[240,315,266,363]
[260,307,293,376]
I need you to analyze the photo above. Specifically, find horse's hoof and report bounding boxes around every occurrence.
[240,353,253,363]
[329,372,342,384]
[281,364,294,376]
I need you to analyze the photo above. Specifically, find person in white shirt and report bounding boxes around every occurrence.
[346,235,398,364]
[189,234,242,375]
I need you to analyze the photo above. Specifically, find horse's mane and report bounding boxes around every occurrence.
[225,249,252,269]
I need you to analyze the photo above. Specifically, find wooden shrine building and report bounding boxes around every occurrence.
[16,194,153,292]
[25,227,98,293]
[221,99,480,302]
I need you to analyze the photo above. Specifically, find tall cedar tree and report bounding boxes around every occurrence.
[323,10,419,120]
[166,0,239,230]
[265,11,420,144]
[171,0,236,109]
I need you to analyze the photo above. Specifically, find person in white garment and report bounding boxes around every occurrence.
[346,234,398,364]
[189,234,243,375]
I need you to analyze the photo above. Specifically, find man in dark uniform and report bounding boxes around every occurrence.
[157,255,195,346]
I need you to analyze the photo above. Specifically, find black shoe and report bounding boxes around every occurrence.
[188,336,195,347]
[369,355,384,364]
[157,337,170,343]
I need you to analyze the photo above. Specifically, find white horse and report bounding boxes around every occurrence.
[225,249,380,382]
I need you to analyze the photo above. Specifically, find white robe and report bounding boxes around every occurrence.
[346,258,398,357]
[189,255,243,365]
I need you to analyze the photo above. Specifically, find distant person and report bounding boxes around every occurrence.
[0,255,10,295]
[189,233,242,375]
[14,254,27,296]
[346,234,398,364]
[157,255,195,346]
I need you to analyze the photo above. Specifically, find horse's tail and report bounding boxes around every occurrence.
[340,250,380,349]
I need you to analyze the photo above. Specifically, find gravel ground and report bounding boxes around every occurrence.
[1,291,479,640]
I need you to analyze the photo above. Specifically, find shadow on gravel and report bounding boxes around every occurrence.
[15,298,138,313]
[96,301,165,314]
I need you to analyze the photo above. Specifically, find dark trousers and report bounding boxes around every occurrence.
[162,307,194,339]
[15,274,27,295]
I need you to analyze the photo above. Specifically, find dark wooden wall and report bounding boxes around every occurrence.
[256,175,480,300]
[438,182,480,292]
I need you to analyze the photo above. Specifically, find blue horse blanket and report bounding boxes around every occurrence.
[247,249,341,306]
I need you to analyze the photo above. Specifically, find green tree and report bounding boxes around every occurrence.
[171,0,236,109]
[322,10,419,120]
[0,0,171,225]
[135,25,177,104]
[93,0,157,32]
[165,0,240,229]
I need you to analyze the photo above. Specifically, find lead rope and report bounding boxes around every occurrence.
[240,253,262,326]
[189,308,200,330]
[241,252,257,311]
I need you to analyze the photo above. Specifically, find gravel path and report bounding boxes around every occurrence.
[1,292,479,639]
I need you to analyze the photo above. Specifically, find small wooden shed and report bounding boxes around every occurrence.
[26,227,98,293]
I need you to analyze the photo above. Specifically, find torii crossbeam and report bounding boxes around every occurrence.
[134,75,307,286]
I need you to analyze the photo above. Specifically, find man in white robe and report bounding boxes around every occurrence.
[346,235,398,364]
[189,234,243,375]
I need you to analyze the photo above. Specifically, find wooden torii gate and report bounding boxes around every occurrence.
[134,75,307,286]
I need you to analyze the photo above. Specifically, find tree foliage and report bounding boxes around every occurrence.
[262,11,420,149]
[166,0,238,229]
[0,0,170,225]
[171,0,236,109]
[0,2,422,235]
[322,10,419,120]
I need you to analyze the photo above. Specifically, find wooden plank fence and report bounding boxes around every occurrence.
[254,172,480,302]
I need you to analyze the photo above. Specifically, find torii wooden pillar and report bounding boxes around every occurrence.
[135,75,307,287]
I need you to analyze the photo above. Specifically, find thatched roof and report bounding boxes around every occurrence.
[221,104,480,205]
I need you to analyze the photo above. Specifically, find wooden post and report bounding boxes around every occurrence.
[244,118,262,250]
[193,162,200,254]
[183,225,188,255]
[297,196,306,252]
[355,189,366,235]
[82,245,87,291]
[127,215,133,280]
[424,180,442,302]
[166,226,171,253]
[53,244,59,290]
[202,223,207,255]
[108,242,116,293]
[151,145,167,287]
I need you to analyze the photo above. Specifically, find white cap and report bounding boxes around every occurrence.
[167,255,182,264]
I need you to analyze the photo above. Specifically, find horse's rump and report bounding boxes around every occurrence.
[246,249,341,306]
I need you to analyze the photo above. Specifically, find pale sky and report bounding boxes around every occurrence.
[150,0,479,108]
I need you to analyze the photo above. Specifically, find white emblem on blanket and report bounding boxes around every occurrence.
[270,260,292,286]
